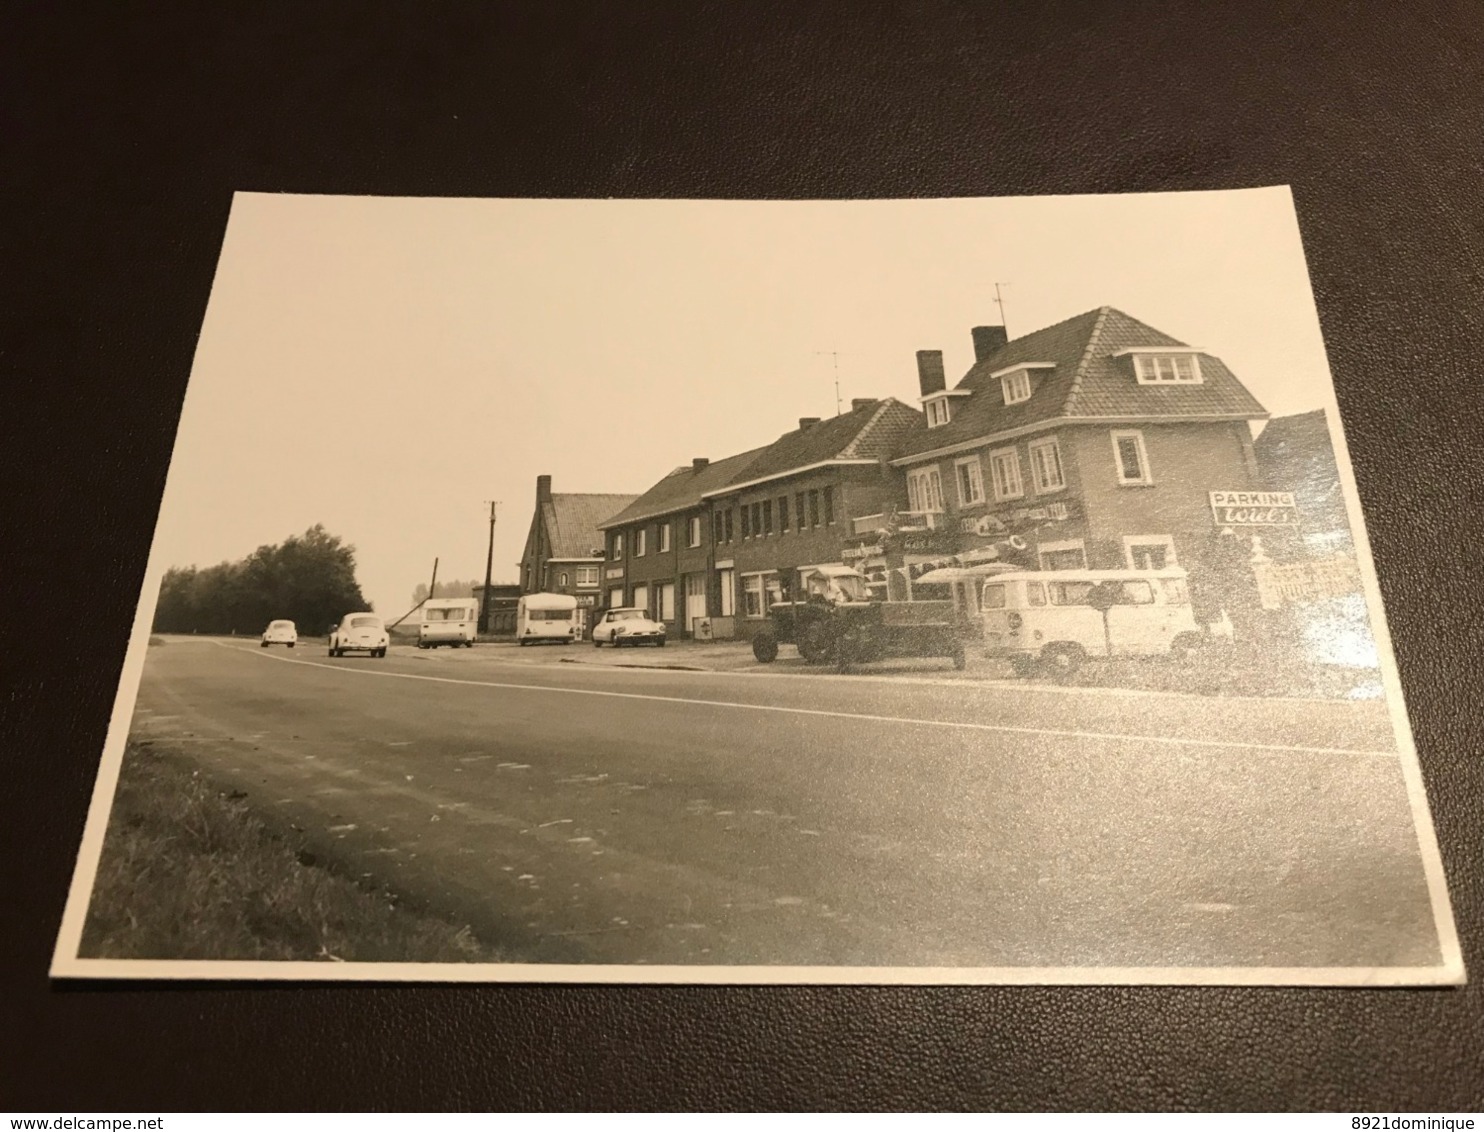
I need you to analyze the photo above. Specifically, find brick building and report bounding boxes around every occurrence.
[599,397,923,640]
[516,474,638,638]
[1254,408,1352,557]
[470,581,521,636]
[882,307,1270,595]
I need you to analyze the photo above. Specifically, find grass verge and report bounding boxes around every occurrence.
[79,742,502,963]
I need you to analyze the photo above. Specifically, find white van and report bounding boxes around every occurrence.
[981,567,1205,675]
[419,597,478,648]
[515,592,580,645]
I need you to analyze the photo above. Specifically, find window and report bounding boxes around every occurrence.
[527,608,572,622]
[762,500,773,535]
[823,486,834,525]
[576,566,599,587]
[1001,369,1032,404]
[907,467,944,513]
[751,502,763,536]
[766,574,784,609]
[524,565,532,588]
[1157,577,1190,604]
[724,509,734,542]
[717,568,735,617]
[1111,430,1152,485]
[713,510,725,543]
[989,447,1024,500]
[1124,534,1177,571]
[1133,353,1202,384]
[1038,540,1087,571]
[795,492,807,529]
[741,505,751,538]
[779,496,790,532]
[559,572,568,587]
[631,583,649,613]
[954,456,985,506]
[608,586,624,609]
[634,528,647,557]
[982,583,1007,609]
[1028,437,1065,492]
[926,397,951,427]
[1048,581,1096,606]
[658,523,671,552]
[656,582,675,622]
[808,490,820,527]
[1026,582,1047,606]
[742,574,766,618]
[610,535,623,561]
[688,515,702,547]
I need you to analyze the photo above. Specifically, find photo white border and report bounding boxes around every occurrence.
[49,186,1465,986]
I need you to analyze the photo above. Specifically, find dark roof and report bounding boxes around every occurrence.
[544,493,639,557]
[597,448,768,529]
[1254,409,1332,462]
[722,398,923,487]
[894,307,1268,459]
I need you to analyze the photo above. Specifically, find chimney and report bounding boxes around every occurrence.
[972,325,1008,362]
[798,417,822,430]
[851,397,876,412]
[692,457,709,472]
[916,350,946,397]
[536,474,552,502]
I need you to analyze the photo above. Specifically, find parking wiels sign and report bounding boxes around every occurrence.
[1209,490,1299,526]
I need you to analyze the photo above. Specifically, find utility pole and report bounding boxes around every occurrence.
[428,557,439,606]
[993,282,1010,337]
[386,555,440,632]
[816,350,843,415]
[480,501,499,635]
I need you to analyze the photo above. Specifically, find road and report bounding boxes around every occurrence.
[120,635,1442,970]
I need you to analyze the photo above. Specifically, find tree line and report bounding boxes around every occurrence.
[410,578,481,607]
[153,525,371,636]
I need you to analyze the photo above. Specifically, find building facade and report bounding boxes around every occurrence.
[884,308,1270,596]
[599,398,923,640]
[471,582,522,636]
[516,474,638,637]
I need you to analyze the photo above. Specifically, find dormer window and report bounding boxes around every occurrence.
[988,362,1054,406]
[1115,348,1204,385]
[926,397,951,428]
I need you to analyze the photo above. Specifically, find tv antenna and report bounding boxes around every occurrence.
[993,282,1011,337]
[816,350,843,415]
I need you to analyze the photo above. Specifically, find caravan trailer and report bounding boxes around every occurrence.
[419,597,479,648]
[515,592,580,645]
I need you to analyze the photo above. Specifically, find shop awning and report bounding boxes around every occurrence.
[912,563,1021,586]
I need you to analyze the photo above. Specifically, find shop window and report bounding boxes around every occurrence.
[1124,534,1177,570]
[631,583,650,614]
[742,574,766,618]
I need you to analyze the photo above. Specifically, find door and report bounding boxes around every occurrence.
[685,573,707,632]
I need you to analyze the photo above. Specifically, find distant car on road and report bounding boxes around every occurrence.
[329,613,389,658]
[592,607,666,648]
[261,619,298,648]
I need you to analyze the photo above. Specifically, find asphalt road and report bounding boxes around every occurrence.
[118,636,1442,970]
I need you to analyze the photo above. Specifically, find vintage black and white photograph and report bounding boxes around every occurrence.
[51,188,1462,984]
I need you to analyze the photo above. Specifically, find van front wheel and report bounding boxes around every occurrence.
[1170,632,1204,661]
[1041,642,1085,679]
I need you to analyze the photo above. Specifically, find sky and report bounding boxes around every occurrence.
[150,187,1341,617]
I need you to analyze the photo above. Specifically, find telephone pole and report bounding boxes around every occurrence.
[480,500,499,634]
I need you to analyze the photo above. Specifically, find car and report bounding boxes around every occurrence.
[261,619,298,648]
[592,607,667,648]
[329,613,389,658]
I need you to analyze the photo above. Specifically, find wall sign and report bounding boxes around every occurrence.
[605,567,625,580]
[1209,490,1299,526]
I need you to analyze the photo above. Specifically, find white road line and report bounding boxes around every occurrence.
[212,641,1395,759]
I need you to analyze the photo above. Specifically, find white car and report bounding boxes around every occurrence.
[329,613,389,658]
[261,619,298,648]
[592,607,667,648]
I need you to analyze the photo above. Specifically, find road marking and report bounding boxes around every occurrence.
[217,641,1396,759]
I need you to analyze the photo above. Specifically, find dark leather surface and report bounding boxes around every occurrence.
[4,1,1481,1111]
